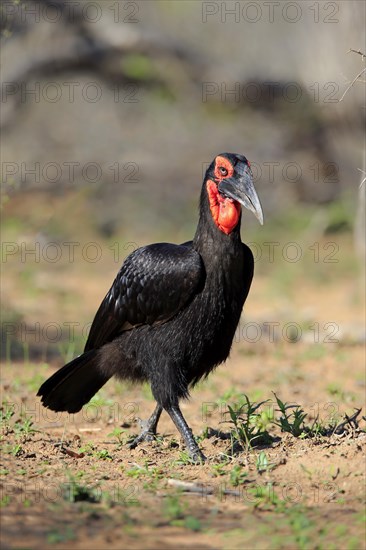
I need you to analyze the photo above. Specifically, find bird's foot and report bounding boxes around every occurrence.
[128,428,157,449]
[166,405,206,464]
[128,405,162,450]
[188,446,206,463]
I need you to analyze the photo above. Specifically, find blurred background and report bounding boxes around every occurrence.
[1,0,365,361]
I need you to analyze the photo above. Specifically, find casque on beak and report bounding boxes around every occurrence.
[218,161,263,225]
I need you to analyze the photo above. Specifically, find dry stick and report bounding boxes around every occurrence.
[339,48,366,102]
[348,49,366,59]
[333,408,362,435]
[339,66,366,102]
[167,478,244,498]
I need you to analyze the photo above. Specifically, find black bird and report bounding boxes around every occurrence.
[37,153,263,462]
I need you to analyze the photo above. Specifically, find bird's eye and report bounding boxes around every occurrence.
[219,166,228,176]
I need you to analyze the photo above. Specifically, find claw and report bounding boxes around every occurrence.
[167,404,206,464]
[128,430,156,449]
[128,404,162,450]
[189,449,206,463]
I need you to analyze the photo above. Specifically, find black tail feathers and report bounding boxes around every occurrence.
[37,350,111,413]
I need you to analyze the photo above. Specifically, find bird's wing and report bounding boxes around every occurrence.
[84,243,204,351]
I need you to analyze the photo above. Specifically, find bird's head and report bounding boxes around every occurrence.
[205,153,263,235]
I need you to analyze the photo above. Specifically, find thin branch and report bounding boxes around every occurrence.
[339,67,366,102]
[333,408,363,434]
[167,478,246,498]
[348,49,366,60]
[357,168,366,188]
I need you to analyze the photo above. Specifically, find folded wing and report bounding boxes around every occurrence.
[84,242,204,351]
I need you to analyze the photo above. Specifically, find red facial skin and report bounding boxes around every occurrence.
[206,156,241,235]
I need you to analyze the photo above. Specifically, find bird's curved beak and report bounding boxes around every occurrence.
[218,162,263,225]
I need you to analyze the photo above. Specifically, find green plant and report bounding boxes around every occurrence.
[0,403,15,427]
[79,443,95,455]
[14,417,37,437]
[223,394,273,452]
[211,463,227,477]
[256,451,275,474]
[248,483,287,512]
[273,393,331,438]
[126,461,164,482]
[162,493,202,530]
[94,449,112,460]
[163,493,186,521]
[172,450,199,465]
[10,443,23,456]
[61,477,102,503]
[196,426,211,441]
[229,465,248,486]
[107,426,126,447]
[286,506,314,550]
[184,516,202,532]
[273,393,307,437]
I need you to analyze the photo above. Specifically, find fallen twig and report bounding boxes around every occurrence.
[333,408,363,435]
[167,478,243,498]
[61,446,85,459]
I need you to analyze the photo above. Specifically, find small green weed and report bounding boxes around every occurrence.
[172,450,198,466]
[3,442,23,456]
[248,483,287,511]
[256,451,275,474]
[0,403,15,427]
[211,463,227,477]
[229,465,248,486]
[183,515,202,532]
[223,394,273,452]
[163,493,186,521]
[14,417,37,437]
[94,449,112,460]
[222,392,342,452]
[126,461,164,480]
[107,426,126,447]
[273,393,307,437]
[61,476,102,503]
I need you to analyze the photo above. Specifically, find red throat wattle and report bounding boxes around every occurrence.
[206,179,241,235]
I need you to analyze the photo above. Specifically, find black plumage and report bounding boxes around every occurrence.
[38,153,263,461]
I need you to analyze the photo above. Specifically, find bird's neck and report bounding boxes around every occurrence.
[193,186,242,262]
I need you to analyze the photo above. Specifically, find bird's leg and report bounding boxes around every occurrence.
[166,405,206,463]
[129,404,162,449]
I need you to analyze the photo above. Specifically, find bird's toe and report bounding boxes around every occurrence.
[189,449,206,464]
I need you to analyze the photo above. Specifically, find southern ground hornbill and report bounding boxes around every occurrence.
[38,153,263,462]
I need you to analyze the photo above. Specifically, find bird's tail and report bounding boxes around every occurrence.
[37,350,111,413]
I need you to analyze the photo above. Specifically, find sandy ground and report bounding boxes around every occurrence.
[1,335,365,549]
